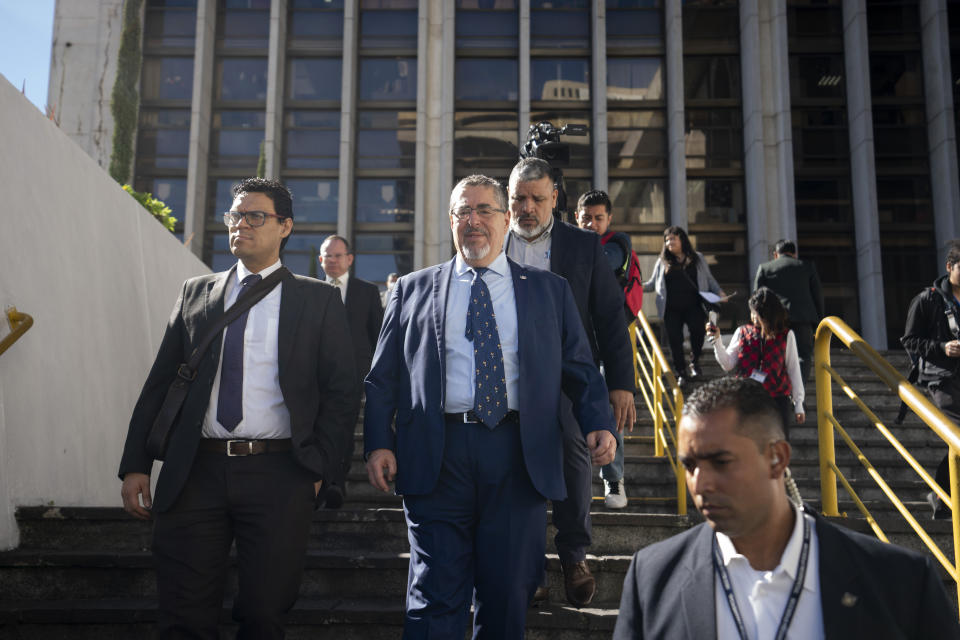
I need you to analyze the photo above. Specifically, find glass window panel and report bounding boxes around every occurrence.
[284,130,340,169]
[684,108,742,170]
[607,58,664,101]
[135,177,187,222]
[606,6,664,48]
[869,52,923,98]
[139,129,191,168]
[356,110,416,169]
[531,5,590,49]
[281,233,329,277]
[144,8,197,47]
[290,9,343,38]
[608,178,667,225]
[455,6,518,49]
[354,233,415,282]
[355,178,415,223]
[217,58,268,100]
[213,111,264,168]
[608,112,667,170]
[876,176,933,224]
[787,4,843,39]
[867,3,921,37]
[531,58,590,101]
[287,58,342,100]
[211,178,244,220]
[528,110,592,169]
[219,8,270,48]
[142,57,194,100]
[790,55,845,100]
[454,111,519,170]
[456,59,519,101]
[209,233,235,272]
[359,58,417,101]
[682,1,739,44]
[683,56,741,100]
[360,10,418,48]
[285,178,339,223]
[686,178,746,224]
[456,0,518,7]
[794,178,853,224]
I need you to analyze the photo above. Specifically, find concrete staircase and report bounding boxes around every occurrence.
[1,350,956,638]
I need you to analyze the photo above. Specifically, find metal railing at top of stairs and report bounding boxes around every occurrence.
[629,314,687,515]
[815,316,960,613]
[0,307,33,358]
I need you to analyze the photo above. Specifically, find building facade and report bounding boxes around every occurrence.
[49,0,960,348]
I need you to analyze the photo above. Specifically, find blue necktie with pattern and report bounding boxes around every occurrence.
[465,268,508,428]
[217,273,262,431]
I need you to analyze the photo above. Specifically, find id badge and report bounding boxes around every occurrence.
[749,369,767,384]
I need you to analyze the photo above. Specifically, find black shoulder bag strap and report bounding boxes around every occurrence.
[145,266,291,459]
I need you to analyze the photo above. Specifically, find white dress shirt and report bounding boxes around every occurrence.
[506,217,554,270]
[712,327,805,413]
[326,270,349,304]
[715,504,824,640]
[443,251,519,412]
[202,260,292,439]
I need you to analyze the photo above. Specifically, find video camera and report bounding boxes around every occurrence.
[519,121,588,220]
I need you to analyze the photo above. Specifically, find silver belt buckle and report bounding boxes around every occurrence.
[226,439,253,456]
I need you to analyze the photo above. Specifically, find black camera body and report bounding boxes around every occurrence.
[519,121,589,221]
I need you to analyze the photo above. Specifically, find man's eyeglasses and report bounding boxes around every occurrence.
[223,210,287,227]
[451,205,505,221]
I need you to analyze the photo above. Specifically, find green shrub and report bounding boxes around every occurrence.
[109,0,144,184]
[123,184,177,232]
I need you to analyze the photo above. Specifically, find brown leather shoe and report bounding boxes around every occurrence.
[531,585,550,605]
[561,560,596,607]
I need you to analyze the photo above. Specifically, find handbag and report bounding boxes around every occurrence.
[144,267,290,460]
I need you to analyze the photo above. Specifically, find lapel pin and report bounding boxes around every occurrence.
[841,592,858,608]
[519,274,527,280]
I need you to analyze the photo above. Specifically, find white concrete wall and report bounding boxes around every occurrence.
[0,77,209,549]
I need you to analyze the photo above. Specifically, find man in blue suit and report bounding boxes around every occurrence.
[364,174,616,639]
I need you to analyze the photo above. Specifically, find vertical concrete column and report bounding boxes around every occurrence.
[763,0,797,251]
[665,0,687,228]
[842,0,887,347]
[592,1,608,191]
[415,0,455,269]
[264,0,287,178]
[184,0,217,260]
[740,0,768,278]
[337,0,359,239]
[519,0,531,144]
[920,0,960,264]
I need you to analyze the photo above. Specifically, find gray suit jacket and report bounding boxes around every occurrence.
[754,255,824,325]
[119,266,360,512]
[613,510,960,639]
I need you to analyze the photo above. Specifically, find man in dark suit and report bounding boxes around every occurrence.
[317,234,384,507]
[505,158,635,606]
[364,174,616,639]
[119,178,359,639]
[754,239,824,380]
[614,377,959,640]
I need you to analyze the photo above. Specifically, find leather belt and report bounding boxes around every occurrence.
[444,410,519,426]
[198,438,292,456]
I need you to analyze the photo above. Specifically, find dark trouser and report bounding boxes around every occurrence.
[930,378,960,493]
[153,449,316,640]
[550,394,593,565]
[773,395,793,442]
[663,305,706,373]
[792,322,815,381]
[402,417,545,640]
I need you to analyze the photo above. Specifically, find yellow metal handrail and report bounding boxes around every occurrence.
[815,316,960,611]
[0,307,33,358]
[630,315,686,515]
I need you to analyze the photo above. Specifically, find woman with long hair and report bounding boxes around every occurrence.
[643,226,724,382]
[706,287,806,438]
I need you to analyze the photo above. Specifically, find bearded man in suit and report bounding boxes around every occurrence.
[120,177,359,639]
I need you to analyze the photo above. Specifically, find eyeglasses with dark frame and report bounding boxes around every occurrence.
[222,210,287,227]
[451,205,506,221]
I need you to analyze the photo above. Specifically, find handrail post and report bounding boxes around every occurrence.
[815,320,840,516]
[950,448,960,612]
[653,348,664,457]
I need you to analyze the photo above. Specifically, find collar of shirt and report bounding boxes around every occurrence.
[232,260,282,301]
[454,250,509,280]
[325,270,350,285]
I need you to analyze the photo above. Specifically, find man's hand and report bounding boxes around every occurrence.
[586,430,616,466]
[121,472,152,520]
[945,340,960,358]
[366,449,397,493]
[610,389,636,434]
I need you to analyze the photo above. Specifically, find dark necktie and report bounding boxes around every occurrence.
[465,268,508,428]
[217,273,262,431]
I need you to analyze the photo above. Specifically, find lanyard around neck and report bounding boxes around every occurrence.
[712,515,811,640]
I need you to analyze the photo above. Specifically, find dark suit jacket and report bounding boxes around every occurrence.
[119,266,360,513]
[754,255,825,325]
[363,256,615,501]
[343,276,384,379]
[614,510,960,639]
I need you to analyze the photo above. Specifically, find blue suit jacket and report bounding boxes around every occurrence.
[363,256,615,501]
